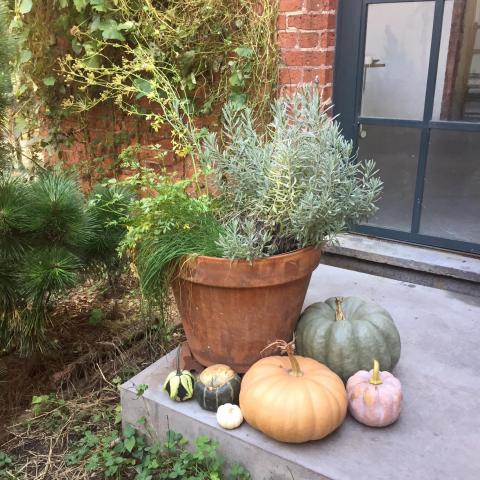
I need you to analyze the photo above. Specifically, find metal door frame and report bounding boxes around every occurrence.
[333,0,480,254]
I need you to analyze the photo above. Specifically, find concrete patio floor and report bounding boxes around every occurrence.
[121,264,480,480]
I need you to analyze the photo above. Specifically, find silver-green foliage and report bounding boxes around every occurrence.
[216,219,273,262]
[202,86,383,259]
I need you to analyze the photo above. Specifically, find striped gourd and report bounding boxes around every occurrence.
[163,346,195,402]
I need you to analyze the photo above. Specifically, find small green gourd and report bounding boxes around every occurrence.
[194,364,241,412]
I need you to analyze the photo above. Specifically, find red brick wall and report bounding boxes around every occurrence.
[48,104,219,187]
[277,0,337,102]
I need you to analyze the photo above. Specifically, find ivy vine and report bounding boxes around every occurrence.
[9,0,278,181]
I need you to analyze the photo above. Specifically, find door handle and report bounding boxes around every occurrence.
[365,57,386,68]
[358,124,367,139]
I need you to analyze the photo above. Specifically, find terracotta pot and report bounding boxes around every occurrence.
[172,247,321,373]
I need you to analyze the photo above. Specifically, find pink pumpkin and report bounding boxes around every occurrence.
[346,360,402,427]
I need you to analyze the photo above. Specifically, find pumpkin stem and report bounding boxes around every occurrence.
[335,297,345,321]
[369,359,383,385]
[260,338,302,377]
[285,343,303,377]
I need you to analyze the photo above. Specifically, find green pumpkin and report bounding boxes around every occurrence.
[194,364,241,412]
[296,297,401,382]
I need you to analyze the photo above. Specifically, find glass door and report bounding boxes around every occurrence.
[334,0,480,254]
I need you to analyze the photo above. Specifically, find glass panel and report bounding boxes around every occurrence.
[420,130,480,243]
[433,0,480,122]
[361,2,435,120]
[359,125,421,231]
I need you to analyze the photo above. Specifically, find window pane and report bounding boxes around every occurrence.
[420,130,480,243]
[361,2,435,120]
[433,0,480,122]
[359,126,421,231]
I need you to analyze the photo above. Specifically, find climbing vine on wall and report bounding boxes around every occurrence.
[10,0,278,179]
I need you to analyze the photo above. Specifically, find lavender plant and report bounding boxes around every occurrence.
[202,86,383,259]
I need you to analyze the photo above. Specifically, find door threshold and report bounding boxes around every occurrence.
[322,233,480,297]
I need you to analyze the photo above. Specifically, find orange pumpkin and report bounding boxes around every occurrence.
[239,340,347,443]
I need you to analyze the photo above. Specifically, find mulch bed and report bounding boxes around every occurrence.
[0,275,182,433]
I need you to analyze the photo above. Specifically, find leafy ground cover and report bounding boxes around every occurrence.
[0,275,249,479]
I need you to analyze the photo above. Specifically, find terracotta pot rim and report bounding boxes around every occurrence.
[176,245,321,288]
[183,245,321,265]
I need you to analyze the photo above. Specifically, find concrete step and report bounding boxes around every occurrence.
[121,264,480,480]
[322,234,480,296]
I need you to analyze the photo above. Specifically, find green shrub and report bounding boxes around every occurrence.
[25,173,92,249]
[0,172,133,354]
[85,182,135,287]
[88,307,104,326]
[0,176,29,258]
[117,166,222,308]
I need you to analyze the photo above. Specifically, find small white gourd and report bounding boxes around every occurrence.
[216,403,243,430]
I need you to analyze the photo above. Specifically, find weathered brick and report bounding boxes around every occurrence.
[319,30,335,48]
[277,14,287,30]
[279,68,304,84]
[278,32,298,48]
[288,12,336,30]
[304,0,337,11]
[303,67,333,84]
[282,50,334,67]
[298,32,319,48]
[279,0,303,12]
